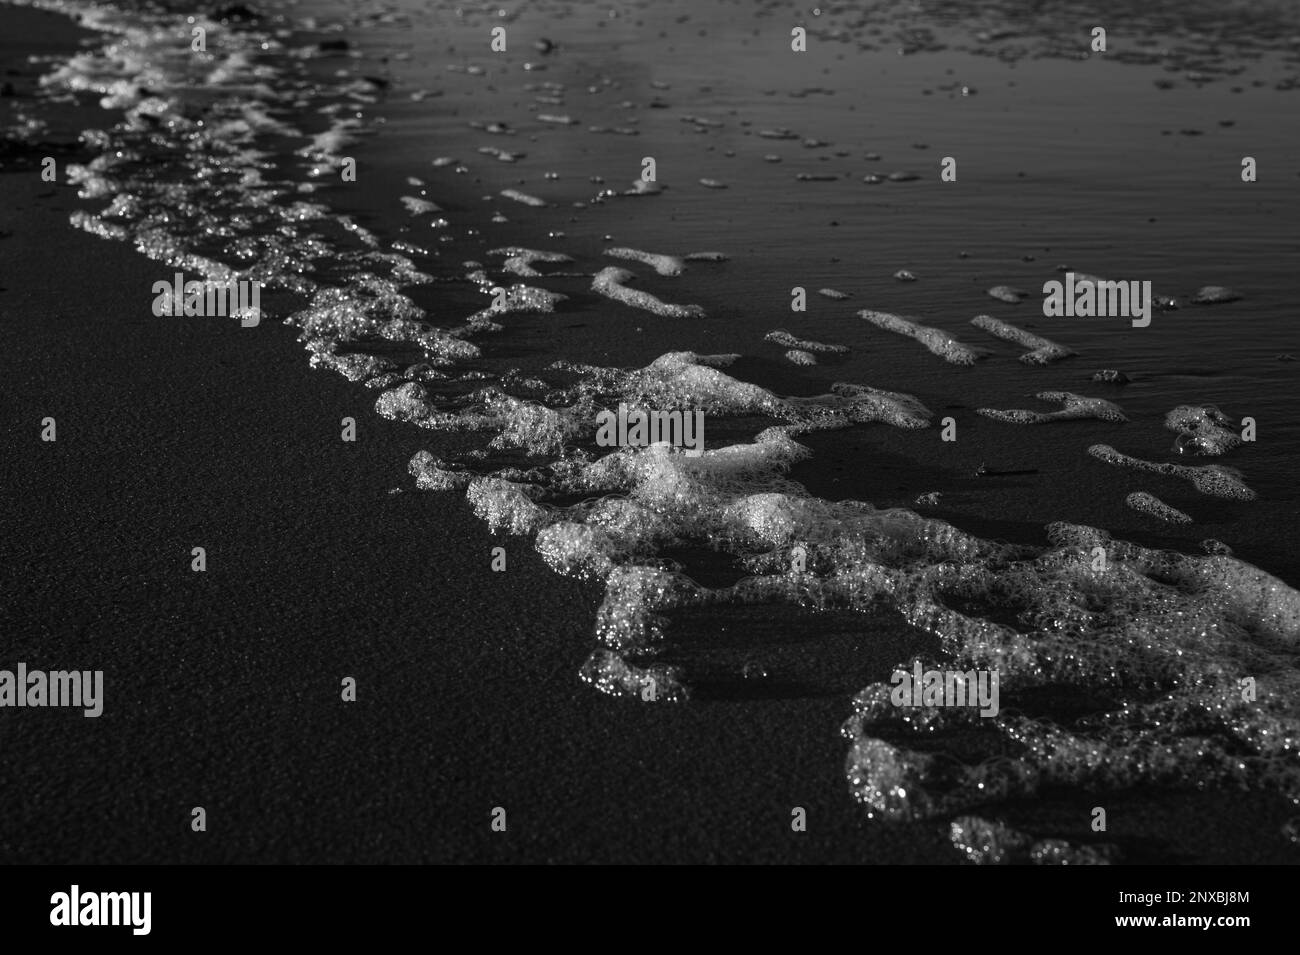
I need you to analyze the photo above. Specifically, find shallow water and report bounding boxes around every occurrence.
[7,0,1300,860]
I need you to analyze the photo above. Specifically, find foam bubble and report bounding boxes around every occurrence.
[1166,405,1241,456]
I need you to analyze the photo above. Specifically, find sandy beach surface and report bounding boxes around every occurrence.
[3,0,1299,864]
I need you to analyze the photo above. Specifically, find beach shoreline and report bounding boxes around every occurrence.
[2,0,1298,865]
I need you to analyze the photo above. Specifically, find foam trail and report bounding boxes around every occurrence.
[1126,491,1193,524]
[987,285,1027,303]
[764,330,849,354]
[459,284,569,331]
[500,188,546,206]
[950,816,1118,865]
[977,392,1127,424]
[400,195,441,215]
[487,247,573,277]
[592,267,705,318]
[859,310,988,365]
[1193,286,1241,304]
[970,314,1075,364]
[1088,444,1257,500]
[604,247,685,276]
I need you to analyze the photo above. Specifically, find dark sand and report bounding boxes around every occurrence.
[0,3,1296,865]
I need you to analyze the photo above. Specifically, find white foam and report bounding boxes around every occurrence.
[978,391,1127,424]
[970,314,1075,364]
[1088,444,1257,500]
[859,310,989,366]
[592,267,705,318]
[400,195,441,216]
[1192,285,1241,304]
[764,330,850,354]
[604,247,685,276]
[987,285,1027,303]
[499,188,546,207]
[1126,491,1193,523]
[487,246,574,277]
[1166,405,1241,456]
